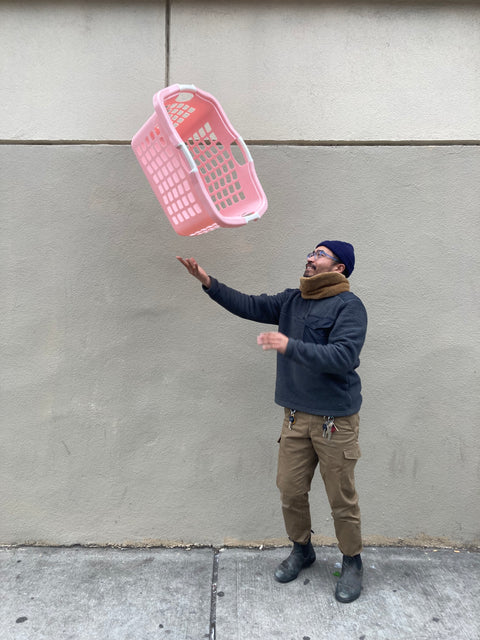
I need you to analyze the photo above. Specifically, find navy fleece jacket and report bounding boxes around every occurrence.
[204,277,367,417]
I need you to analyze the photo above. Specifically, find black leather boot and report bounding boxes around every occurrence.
[335,554,363,603]
[274,540,316,583]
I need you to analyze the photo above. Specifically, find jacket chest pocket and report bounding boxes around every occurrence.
[303,315,334,344]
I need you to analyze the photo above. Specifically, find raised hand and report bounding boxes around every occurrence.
[176,257,211,289]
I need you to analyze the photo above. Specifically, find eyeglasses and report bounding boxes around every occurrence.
[306,249,339,262]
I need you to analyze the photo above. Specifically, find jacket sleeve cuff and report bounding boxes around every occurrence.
[284,337,296,358]
[202,276,218,295]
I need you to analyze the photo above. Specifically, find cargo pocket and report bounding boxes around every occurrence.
[343,444,361,460]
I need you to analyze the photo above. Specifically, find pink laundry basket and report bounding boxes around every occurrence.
[131,84,268,236]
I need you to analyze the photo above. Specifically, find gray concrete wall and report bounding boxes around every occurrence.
[1,1,479,548]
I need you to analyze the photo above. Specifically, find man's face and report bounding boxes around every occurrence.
[303,245,344,277]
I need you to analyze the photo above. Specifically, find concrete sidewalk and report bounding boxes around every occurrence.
[1,546,479,640]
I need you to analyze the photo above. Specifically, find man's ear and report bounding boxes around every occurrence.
[335,263,346,274]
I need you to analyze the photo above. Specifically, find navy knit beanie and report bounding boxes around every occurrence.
[316,240,355,277]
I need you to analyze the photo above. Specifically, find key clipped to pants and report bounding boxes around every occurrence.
[322,416,337,440]
[288,409,297,430]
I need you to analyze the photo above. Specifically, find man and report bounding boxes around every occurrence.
[177,240,367,603]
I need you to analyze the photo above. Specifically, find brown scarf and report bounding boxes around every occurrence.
[299,271,350,299]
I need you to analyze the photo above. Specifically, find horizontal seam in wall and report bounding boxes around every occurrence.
[249,139,480,147]
[0,139,479,147]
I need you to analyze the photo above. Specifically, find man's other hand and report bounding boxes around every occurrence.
[257,332,289,354]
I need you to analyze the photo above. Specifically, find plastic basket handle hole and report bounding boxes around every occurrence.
[176,92,194,102]
[230,141,247,166]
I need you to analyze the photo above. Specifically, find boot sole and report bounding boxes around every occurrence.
[334,587,362,603]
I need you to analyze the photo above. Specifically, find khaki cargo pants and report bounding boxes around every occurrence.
[276,408,362,557]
